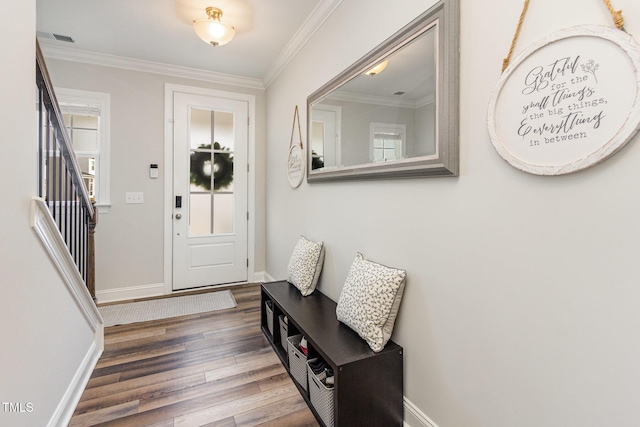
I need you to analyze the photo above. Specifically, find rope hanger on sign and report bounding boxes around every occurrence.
[290,105,303,150]
[502,0,626,72]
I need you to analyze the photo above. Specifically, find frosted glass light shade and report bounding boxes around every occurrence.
[364,59,389,76]
[193,7,235,47]
[193,20,235,46]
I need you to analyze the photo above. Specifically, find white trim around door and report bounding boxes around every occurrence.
[164,83,257,295]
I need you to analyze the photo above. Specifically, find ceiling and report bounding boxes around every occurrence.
[36,0,338,85]
[336,26,436,101]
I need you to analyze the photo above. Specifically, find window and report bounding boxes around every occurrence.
[56,88,111,213]
[188,108,235,236]
[63,113,98,198]
[370,123,406,162]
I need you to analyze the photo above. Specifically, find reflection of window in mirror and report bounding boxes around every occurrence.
[370,123,405,162]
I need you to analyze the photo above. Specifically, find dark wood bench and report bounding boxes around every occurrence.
[261,280,403,427]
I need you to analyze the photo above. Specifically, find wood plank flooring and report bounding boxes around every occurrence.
[70,283,320,427]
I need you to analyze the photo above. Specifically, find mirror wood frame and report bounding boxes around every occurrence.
[306,0,459,182]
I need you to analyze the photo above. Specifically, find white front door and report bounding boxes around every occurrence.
[172,92,248,290]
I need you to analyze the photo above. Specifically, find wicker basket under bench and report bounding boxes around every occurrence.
[260,280,403,427]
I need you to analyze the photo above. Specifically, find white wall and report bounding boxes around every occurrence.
[45,60,267,299]
[414,102,436,157]
[0,2,98,426]
[328,100,419,165]
[265,0,640,426]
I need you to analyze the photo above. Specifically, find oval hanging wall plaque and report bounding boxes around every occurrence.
[488,25,640,175]
[287,105,305,188]
[287,144,305,188]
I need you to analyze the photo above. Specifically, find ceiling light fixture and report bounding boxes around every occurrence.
[193,7,235,47]
[363,59,389,76]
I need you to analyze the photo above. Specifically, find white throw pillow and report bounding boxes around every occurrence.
[336,253,406,352]
[287,236,325,296]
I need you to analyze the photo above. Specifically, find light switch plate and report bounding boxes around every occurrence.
[125,192,144,204]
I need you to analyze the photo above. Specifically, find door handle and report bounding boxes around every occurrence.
[175,213,182,219]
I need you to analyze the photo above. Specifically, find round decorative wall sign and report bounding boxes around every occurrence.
[287,143,305,188]
[488,25,640,175]
[287,105,305,188]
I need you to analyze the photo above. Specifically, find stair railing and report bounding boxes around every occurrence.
[36,41,96,299]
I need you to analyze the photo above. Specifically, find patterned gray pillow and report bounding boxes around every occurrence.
[287,236,325,296]
[336,253,406,352]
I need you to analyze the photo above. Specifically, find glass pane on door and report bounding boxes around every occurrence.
[188,107,235,236]
[213,193,234,234]
[189,193,212,236]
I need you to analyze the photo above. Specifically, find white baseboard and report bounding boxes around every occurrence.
[262,272,277,282]
[254,271,275,283]
[404,396,439,427]
[99,275,281,304]
[48,340,102,427]
[96,282,165,304]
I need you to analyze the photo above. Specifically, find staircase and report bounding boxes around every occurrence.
[34,41,97,300]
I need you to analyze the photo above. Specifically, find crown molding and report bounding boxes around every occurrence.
[39,0,343,91]
[327,90,435,109]
[40,44,265,90]
[263,0,343,88]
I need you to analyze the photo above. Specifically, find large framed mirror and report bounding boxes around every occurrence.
[307,0,459,182]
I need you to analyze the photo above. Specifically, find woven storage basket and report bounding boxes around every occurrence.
[287,334,308,393]
[307,359,335,427]
[278,315,289,354]
[265,301,274,336]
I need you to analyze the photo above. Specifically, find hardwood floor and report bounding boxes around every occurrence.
[70,283,320,427]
